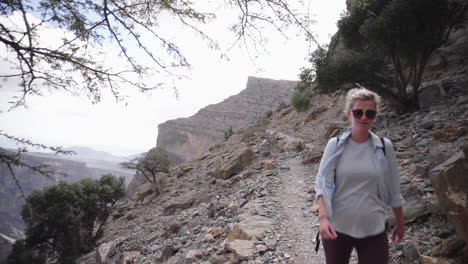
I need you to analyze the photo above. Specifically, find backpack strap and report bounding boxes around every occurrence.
[315,229,321,253]
[380,137,386,156]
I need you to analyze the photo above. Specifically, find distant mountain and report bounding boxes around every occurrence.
[62,146,127,163]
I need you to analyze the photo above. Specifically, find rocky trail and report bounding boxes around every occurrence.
[275,151,364,264]
[275,154,323,264]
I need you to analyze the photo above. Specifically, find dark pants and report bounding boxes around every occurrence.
[322,231,389,264]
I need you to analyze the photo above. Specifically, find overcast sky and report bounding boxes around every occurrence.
[0,0,346,157]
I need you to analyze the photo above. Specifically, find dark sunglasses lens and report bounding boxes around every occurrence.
[366,110,377,119]
[352,109,377,119]
[352,109,363,118]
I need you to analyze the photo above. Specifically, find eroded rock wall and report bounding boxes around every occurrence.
[157,76,297,161]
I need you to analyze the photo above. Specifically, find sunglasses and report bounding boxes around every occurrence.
[352,109,377,119]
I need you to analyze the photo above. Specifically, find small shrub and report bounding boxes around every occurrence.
[291,86,311,112]
[224,126,234,140]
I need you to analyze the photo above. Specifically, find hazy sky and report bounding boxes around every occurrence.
[0,1,346,156]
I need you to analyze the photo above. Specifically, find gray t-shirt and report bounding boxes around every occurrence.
[331,138,387,238]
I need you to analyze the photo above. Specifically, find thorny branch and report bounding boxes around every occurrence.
[0,0,317,199]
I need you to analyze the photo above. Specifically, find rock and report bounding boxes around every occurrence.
[133,182,153,202]
[119,251,141,264]
[415,138,430,147]
[237,215,275,240]
[431,124,467,142]
[212,148,254,179]
[420,255,451,264]
[304,111,317,123]
[274,133,305,152]
[208,254,231,264]
[403,240,421,263]
[401,176,411,185]
[311,205,319,213]
[227,239,255,259]
[302,154,322,164]
[142,193,157,205]
[111,212,123,219]
[263,237,277,251]
[280,107,293,116]
[227,225,251,242]
[163,199,195,216]
[395,138,415,149]
[227,215,274,242]
[304,106,327,123]
[164,224,180,238]
[96,241,114,264]
[418,84,444,108]
[400,198,429,223]
[255,244,268,254]
[430,235,465,257]
[428,143,452,165]
[213,226,224,238]
[185,249,203,262]
[430,150,468,243]
[159,245,175,262]
[261,160,277,170]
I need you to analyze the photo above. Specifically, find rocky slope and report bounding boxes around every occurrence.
[156,77,297,161]
[78,82,468,263]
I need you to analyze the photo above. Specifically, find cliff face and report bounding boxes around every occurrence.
[157,77,297,161]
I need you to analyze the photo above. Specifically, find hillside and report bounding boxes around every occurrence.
[77,83,467,263]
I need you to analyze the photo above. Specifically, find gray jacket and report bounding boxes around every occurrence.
[315,128,404,217]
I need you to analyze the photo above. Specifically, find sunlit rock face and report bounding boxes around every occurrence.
[156,76,297,161]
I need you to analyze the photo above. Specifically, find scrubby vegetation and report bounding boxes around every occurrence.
[120,153,171,196]
[296,0,467,112]
[8,174,126,264]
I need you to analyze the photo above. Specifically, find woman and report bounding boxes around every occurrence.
[315,87,404,264]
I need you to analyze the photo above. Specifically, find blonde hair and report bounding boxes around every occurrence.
[344,86,381,111]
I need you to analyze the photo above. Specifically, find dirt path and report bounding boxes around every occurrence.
[275,154,325,264]
[275,153,360,264]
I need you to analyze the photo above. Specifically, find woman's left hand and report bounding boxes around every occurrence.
[392,224,404,243]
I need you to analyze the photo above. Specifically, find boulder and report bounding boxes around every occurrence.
[185,249,203,262]
[272,132,305,152]
[420,255,451,264]
[418,84,444,109]
[430,149,468,244]
[226,239,255,259]
[402,240,421,263]
[212,148,254,179]
[96,241,114,264]
[431,124,467,142]
[133,182,153,202]
[163,199,195,216]
[227,215,274,245]
[261,160,277,170]
[119,251,141,264]
[430,235,465,257]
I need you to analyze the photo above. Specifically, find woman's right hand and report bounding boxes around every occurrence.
[319,217,338,240]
